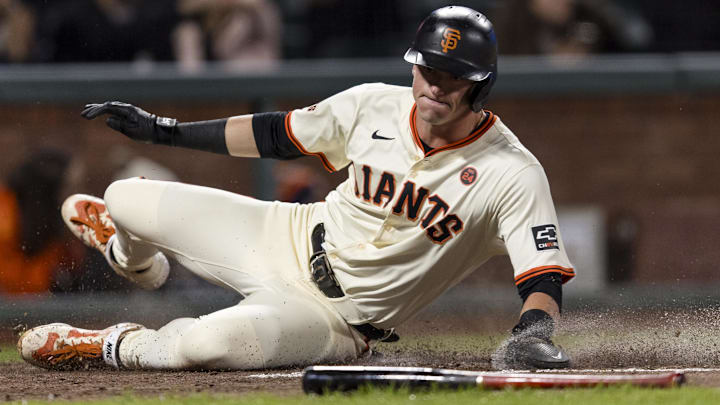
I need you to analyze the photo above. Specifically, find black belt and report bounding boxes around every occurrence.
[310,223,399,342]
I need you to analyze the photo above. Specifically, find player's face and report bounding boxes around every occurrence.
[412,65,475,125]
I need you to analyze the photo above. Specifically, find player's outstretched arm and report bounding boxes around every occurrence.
[81,101,260,157]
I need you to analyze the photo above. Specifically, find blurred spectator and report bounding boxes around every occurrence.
[173,0,281,71]
[31,0,178,63]
[494,0,653,56]
[272,161,327,203]
[0,149,87,295]
[0,0,35,62]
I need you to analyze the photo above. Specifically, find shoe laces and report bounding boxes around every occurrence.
[70,201,115,244]
[37,343,103,365]
[34,333,104,366]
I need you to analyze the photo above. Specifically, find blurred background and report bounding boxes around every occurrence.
[1,0,720,332]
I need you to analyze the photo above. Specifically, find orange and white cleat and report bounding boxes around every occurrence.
[61,194,115,253]
[17,323,144,370]
[61,194,169,290]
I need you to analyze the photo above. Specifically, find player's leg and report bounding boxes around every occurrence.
[18,288,364,370]
[101,178,365,368]
[101,178,317,295]
[36,178,363,370]
[120,287,363,370]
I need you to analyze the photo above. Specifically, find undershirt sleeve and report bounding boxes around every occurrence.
[516,272,563,311]
[252,112,303,160]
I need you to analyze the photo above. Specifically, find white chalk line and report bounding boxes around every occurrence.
[246,368,720,379]
[535,367,720,373]
[247,372,303,379]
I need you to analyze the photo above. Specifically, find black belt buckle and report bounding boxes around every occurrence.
[309,223,398,343]
[310,252,344,298]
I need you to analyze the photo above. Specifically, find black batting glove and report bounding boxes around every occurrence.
[81,101,177,145]
[501,309,570,370]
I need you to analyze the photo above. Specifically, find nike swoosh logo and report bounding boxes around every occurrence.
[372,130,394,140]
[551,352,564,360]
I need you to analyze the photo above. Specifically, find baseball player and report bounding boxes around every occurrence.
[18,6,575,371]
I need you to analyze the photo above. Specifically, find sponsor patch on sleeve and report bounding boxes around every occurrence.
[531,224,560,251]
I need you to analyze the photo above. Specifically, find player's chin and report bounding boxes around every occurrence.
[416,98,452,122]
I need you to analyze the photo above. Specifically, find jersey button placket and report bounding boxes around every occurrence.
[409,156,431,178]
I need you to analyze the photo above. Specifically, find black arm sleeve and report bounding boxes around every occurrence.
[516,272,563,311]
[252,112,304,159]
[171,119,229,155]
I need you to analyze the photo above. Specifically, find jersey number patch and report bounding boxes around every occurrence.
[532,224,559,251]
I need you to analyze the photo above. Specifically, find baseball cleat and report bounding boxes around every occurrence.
[62,194,115,254]
[17,322,144,370]
[503,336,571,370]
[61,193,169,290]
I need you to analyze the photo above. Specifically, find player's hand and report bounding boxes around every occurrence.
[81,101,177,144]
[502,333,570,370]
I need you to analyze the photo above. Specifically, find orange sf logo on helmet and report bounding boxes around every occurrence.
[441,28,461,53]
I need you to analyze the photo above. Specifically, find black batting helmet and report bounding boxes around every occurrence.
[404,5,498,112]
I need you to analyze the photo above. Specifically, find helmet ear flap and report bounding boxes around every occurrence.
[469,73,495,112]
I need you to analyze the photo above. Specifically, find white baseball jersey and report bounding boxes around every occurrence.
[28,84,574,373]
[287,83,575,329]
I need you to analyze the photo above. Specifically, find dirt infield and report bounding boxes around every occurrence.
[4,354,720,401]
[1,363,303,401]
[0,344,496,401]
[5,308,720,401]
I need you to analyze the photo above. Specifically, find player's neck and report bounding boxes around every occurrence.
[416,110,487,149]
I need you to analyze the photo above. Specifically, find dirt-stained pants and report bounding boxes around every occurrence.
[103,178,363,370]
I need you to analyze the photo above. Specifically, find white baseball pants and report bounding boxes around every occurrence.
[102,178,364,370]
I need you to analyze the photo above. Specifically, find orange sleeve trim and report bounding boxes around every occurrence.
[514,265,575,285]
[284,111,337,173]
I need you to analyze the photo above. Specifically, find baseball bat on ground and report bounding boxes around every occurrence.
[301,366,686,394]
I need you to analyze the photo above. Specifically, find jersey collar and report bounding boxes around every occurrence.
[409,103,496,158]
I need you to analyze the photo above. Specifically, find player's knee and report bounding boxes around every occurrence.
[175,317,265,370]
[103,178,138,222]
[104,178,165,234]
